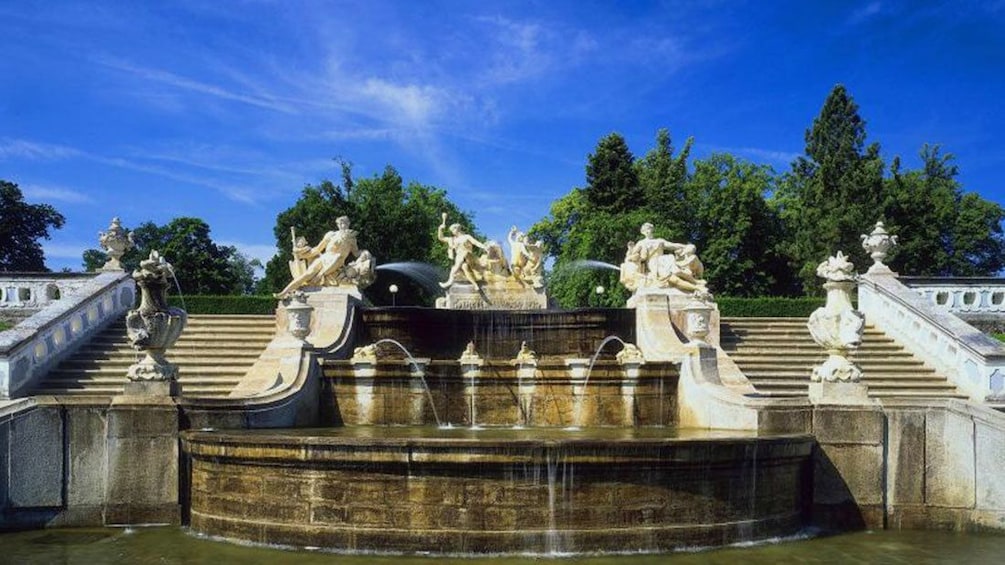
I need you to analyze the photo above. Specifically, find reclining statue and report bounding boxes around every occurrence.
[275,216,375,298]
[620,222,710,298]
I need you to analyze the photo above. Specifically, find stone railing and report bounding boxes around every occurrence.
[859,272,1005,401]
[0,273,97,312]
[900,277,1005,314]
[0,272,135,398]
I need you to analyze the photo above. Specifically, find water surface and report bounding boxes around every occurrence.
[2,527,1002,564]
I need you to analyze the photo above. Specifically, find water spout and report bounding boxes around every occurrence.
[579,335,629,394]
[567,259,620,272]
[375,262,446,296]
[372,338,443,426]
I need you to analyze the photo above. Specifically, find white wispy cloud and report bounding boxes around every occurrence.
[701,144,800,165]
[95,57,298,114]
[0,138,83,161]
[20,183,94,204]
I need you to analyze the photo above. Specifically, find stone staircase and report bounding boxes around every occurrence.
[31,314,276,398]
[721,317,966,399]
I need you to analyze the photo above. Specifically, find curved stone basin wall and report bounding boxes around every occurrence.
[322,360,678,427]
[360,307,636,359]
[183,428,814,555]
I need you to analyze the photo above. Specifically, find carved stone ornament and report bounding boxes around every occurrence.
[284,291,313,342]
[125,250,187,383]
[351,343,378,363]
[615,342,645,365]
[807,251,865,383]
[619,222,712,301]
[98,217,135,271]
[515,341,537,363]
[861,221,898,274]
[459,341,483,364]
[683,301,713,344]
[275,216,376,299]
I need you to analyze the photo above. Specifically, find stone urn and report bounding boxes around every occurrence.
[98,217,135,271]
[125,251,187,385]
[807,252,865,383]
[860,221,898,274]
[284,291,313,342]
[682,301,712,344]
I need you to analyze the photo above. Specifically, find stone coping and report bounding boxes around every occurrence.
[0,272,100,280]
[901,276,1005,286]
[860,273,1005,360]
[0,271,131,354]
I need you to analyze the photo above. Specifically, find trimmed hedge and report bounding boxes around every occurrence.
[163,294,826,317]
[716,297,826,318]
[167,295,277,315]
[994,334,1005,343]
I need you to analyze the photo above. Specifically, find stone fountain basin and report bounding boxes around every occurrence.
[182,427,814,555]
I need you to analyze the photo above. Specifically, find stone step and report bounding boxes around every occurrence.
[749,378,957,389]
[732,359,928,369]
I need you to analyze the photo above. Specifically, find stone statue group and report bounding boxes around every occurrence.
[437,213,544,290]
[275,214,711,301]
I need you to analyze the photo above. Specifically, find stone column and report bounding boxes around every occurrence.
[350,346,378,425]
[617,343,645,426]
[459,343,484,427]
[565,358,590,427]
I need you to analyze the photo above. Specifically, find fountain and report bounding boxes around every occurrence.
[181,218,814,554]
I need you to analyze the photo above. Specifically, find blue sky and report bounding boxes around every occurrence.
[2,1,1004,272]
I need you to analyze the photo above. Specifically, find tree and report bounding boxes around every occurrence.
[776,85,885,293]
[584,133,641,213]
[636,129,694,242]
[687,154,790,296]
[83,218,253,294]
[261,163,477,305]
[0,180,65,271]
[884,145,1005,276]
[531,132,651,307]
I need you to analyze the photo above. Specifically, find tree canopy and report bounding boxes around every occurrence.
[82,217,257,294]
[532,85,1004,304]
[261,163,476,305]
[0,180,65,272]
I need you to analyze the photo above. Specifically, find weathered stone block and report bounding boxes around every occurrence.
[886,409,926,506]
[815,443,884,507]
[925,409,976,508]
[9,407,63,508]
[812,406,884,444]
[975,419,1005,512]
[65,407,108,507]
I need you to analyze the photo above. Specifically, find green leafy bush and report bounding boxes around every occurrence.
[167,295,277,315]
[717,297,826,317]
[993,333,1005,343]
[0,320,12,332]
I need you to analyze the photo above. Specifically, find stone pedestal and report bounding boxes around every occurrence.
[276,286,361,348]
[630,289,719,361]
[436,282,547,310]
[808,381,872,405]
[105,395,180,525]
[123,380,180,397]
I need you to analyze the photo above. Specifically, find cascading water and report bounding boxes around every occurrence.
[371,338,443,427]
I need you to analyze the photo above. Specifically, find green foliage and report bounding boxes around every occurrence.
[636,129,693,242]
[261,163,475,306]
[0,180,65,271]
[585,133,641,213]
[166,295,277,315]
[776,84,886,293]
[688,154,790,296]
[82,218,253,295]
[717,297,826,317]
[0,320,12,332]
[993,333,1005,343]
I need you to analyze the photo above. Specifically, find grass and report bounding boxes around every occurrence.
[993,333,1005,343]
[0,320,12,332]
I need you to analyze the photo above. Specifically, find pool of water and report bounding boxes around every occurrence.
[1,527,1003,564]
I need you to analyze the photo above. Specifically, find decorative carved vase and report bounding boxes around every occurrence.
[125,251,187,383]
[98,217,134,271]
[683,302,712,344]
[860,221,898,274]
[285,291,313,342]
[807,252,865,382]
